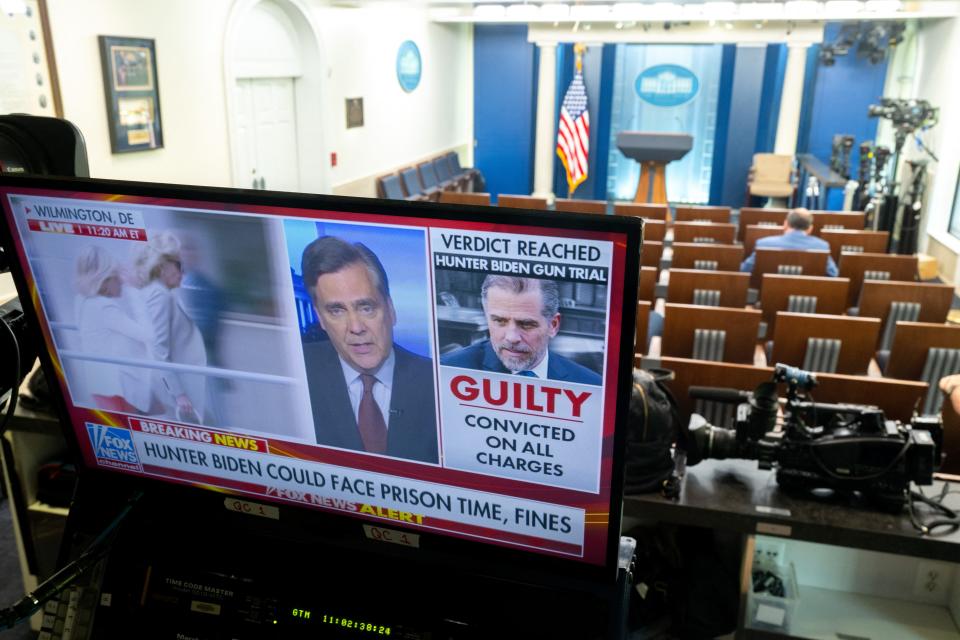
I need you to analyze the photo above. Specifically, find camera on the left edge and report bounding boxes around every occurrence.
[0,114,89,272]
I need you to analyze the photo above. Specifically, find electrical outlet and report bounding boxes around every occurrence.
[754,538,787,569]
[913,561,952,600]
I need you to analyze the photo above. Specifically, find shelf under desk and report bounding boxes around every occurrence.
[624,459,960,563]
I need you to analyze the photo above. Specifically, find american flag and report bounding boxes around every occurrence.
[556,70,590,195]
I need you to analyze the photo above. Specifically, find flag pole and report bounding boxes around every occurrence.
[570,42,586,199]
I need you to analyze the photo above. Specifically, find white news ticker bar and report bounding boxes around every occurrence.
[132,431,585,547]
[59,351,297,385]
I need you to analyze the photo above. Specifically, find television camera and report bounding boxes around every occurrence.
[859,98,938,254]
[867,98,938,154]
[830,134,855,180]
[685,364,941,510]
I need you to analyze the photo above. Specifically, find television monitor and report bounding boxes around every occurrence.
[0,176,641,582]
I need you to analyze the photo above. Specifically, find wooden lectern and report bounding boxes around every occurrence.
[617,132,693,204]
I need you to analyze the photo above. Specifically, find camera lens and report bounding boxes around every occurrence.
[689,423,740,461]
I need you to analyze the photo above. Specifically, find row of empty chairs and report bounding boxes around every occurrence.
[623,201,959,417]
[643,279,951,358]
[376,152,480,201]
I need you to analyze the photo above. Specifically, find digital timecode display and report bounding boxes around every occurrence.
[320,614,391,635]
[290,608,392,635]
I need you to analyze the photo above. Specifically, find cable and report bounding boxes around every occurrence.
[914,134,939,163]
[0,315,20,437]
[0,490,144,630]
[907,486,959,536]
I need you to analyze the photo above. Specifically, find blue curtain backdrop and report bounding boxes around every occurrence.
[605,44,723,204]
[798,23,889,174]
[473,25,538,200]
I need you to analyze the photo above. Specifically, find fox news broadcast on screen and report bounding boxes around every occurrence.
[0,179,638,567]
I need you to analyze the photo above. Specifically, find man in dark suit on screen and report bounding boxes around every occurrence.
[441,275,602,385]
[301,236,438,463]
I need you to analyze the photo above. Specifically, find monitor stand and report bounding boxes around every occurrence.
[45,477,636,639]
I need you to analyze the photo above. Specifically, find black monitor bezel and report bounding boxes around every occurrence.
[0,174,642,585]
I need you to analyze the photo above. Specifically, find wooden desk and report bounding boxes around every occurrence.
[666,269,749,308]
[624,459,959,640]
[624,458,957,560]
[673,222,737,245]
[671,243,744,272]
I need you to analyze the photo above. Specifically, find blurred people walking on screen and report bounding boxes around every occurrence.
[301,236,438,463]
[134,231,208,425]
[740,208,838,276]
[178,232,227,425]
[75,245,153,414]
[441,275,602,385]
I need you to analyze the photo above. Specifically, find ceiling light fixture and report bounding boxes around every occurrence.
[864,0,901,12]
[539,3,570,21]
[473,4,506,19]
[701,2,738,19]
[505,3,538,19]
[784,0,824,18]
[824,0,865,14]
[739,2,785,19]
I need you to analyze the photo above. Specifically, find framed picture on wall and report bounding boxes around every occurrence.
[98,35,163,153]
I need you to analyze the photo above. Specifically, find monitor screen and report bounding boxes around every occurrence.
[0,177,640,574]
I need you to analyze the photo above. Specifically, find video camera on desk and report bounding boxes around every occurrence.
[685,364,941,511]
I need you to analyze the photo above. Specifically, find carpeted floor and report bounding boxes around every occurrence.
[0,499,36,640]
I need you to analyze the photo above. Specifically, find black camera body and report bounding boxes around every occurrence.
[867,98,938,153]
[686,365,940,509]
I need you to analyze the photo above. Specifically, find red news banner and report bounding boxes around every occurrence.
[22,201,147,241]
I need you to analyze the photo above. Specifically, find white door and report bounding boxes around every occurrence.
[234,77,300,192]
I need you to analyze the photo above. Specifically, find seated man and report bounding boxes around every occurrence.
[739,208,839,277]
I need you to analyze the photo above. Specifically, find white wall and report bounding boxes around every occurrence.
[42,0,473,196]
[46,0,235,186]
[312,5,472,196]
[913,18,960,271]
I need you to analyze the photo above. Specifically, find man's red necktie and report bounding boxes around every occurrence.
[358,374,388,454]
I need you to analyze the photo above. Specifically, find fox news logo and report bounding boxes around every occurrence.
[86,423,142,471]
